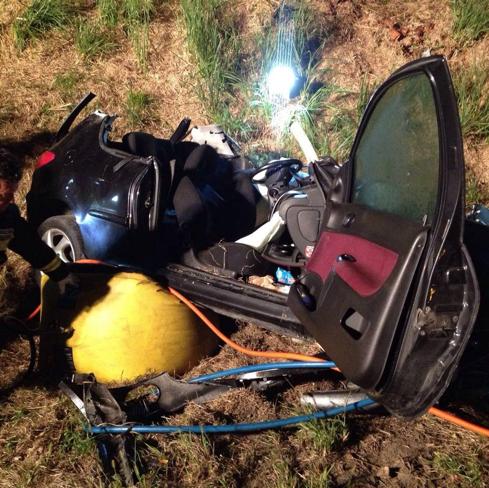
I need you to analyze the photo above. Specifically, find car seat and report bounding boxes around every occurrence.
[173,144,269,277]
[122,131,265,276]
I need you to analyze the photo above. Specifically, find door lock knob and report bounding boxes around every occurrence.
[337,254,356,263]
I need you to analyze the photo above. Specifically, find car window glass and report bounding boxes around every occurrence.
[352,73,439,224]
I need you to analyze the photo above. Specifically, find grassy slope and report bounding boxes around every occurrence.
[0,0,488,486]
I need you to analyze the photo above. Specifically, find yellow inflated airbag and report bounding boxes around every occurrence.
[40,271,218,385]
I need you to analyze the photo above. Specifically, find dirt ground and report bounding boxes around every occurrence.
[0,0,488,486]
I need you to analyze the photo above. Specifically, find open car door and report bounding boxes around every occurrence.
[288,56,480,417]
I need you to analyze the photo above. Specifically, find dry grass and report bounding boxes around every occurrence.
[0,1,204,142]
[1,0,489,486]
[452,0,489,44]
[11,0,76,51]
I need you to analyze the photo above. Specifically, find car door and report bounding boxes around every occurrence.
[288,56,480,417]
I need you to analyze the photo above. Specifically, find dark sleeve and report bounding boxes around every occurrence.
[7,207,69,281]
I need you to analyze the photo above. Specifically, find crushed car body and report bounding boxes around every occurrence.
[28,55,481,418]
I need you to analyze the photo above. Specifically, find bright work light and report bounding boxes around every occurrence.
[267,64,296,99]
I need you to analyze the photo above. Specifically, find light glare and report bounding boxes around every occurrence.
[267,64,296,99]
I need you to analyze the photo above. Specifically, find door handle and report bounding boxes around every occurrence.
[336,254,356,263]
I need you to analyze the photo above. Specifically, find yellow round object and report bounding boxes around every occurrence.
[40,271,219,385]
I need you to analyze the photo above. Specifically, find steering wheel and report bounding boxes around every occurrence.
[251,158,303,183]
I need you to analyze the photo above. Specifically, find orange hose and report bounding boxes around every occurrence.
[75,259,111,265]
[27,304,41,321]
[168,287,325,363]
[428,407,489,438]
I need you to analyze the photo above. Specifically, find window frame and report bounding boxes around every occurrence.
[350,71,441,226]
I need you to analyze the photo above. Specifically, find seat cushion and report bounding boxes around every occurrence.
[174,144,258,247]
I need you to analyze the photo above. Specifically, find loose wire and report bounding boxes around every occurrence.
[89,398,376,435]
[189,361,336,383]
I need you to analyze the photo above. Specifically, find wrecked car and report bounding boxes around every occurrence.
[27,55,481,417]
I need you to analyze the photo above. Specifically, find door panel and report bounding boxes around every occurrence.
[290,202,427,389]
[306,230,399,298]
[289,56,480,416]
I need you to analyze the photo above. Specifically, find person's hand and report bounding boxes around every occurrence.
[57,272,80,308]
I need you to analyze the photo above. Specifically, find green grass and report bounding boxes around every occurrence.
[128,22,150,70]
[12,0,74,50]
[466,171,481,207]
[453,63,489,140]
[320,76,372,161]
[278,75,372,162]
[304,466,333,488]
[272,460,332,488]
[179,0,352,153]
[38,103,56,120]
[95,0,157,68]
[297,415,349,453]
[36,102,73,130]
[432,451,484,487]
[121,0,155,25]
[3,435,20,456]
[125,90,153,127]
[465,169,489,207]
[74,20,116,60]
[357,76,373,118]
[264,430,333,488]
[58,410,97,457]
[97,0,119,27]
[181,0,242,133]
[214,102,256,140]
[296,70,338,129]
[121,0,156,69]
[243,0,372,161]
[271,458,298,488]
[326,111,356,160]
[130,442,169,487]
[12,0,159,66]
[9,407,29,424]
[59,426,95,456]
[249,0,374,162]
[161,433,228,484]
[53,70,80,98]
[452,0,489,43]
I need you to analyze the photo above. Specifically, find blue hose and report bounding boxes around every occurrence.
[188,361,336,383]
[89,398,376,435]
